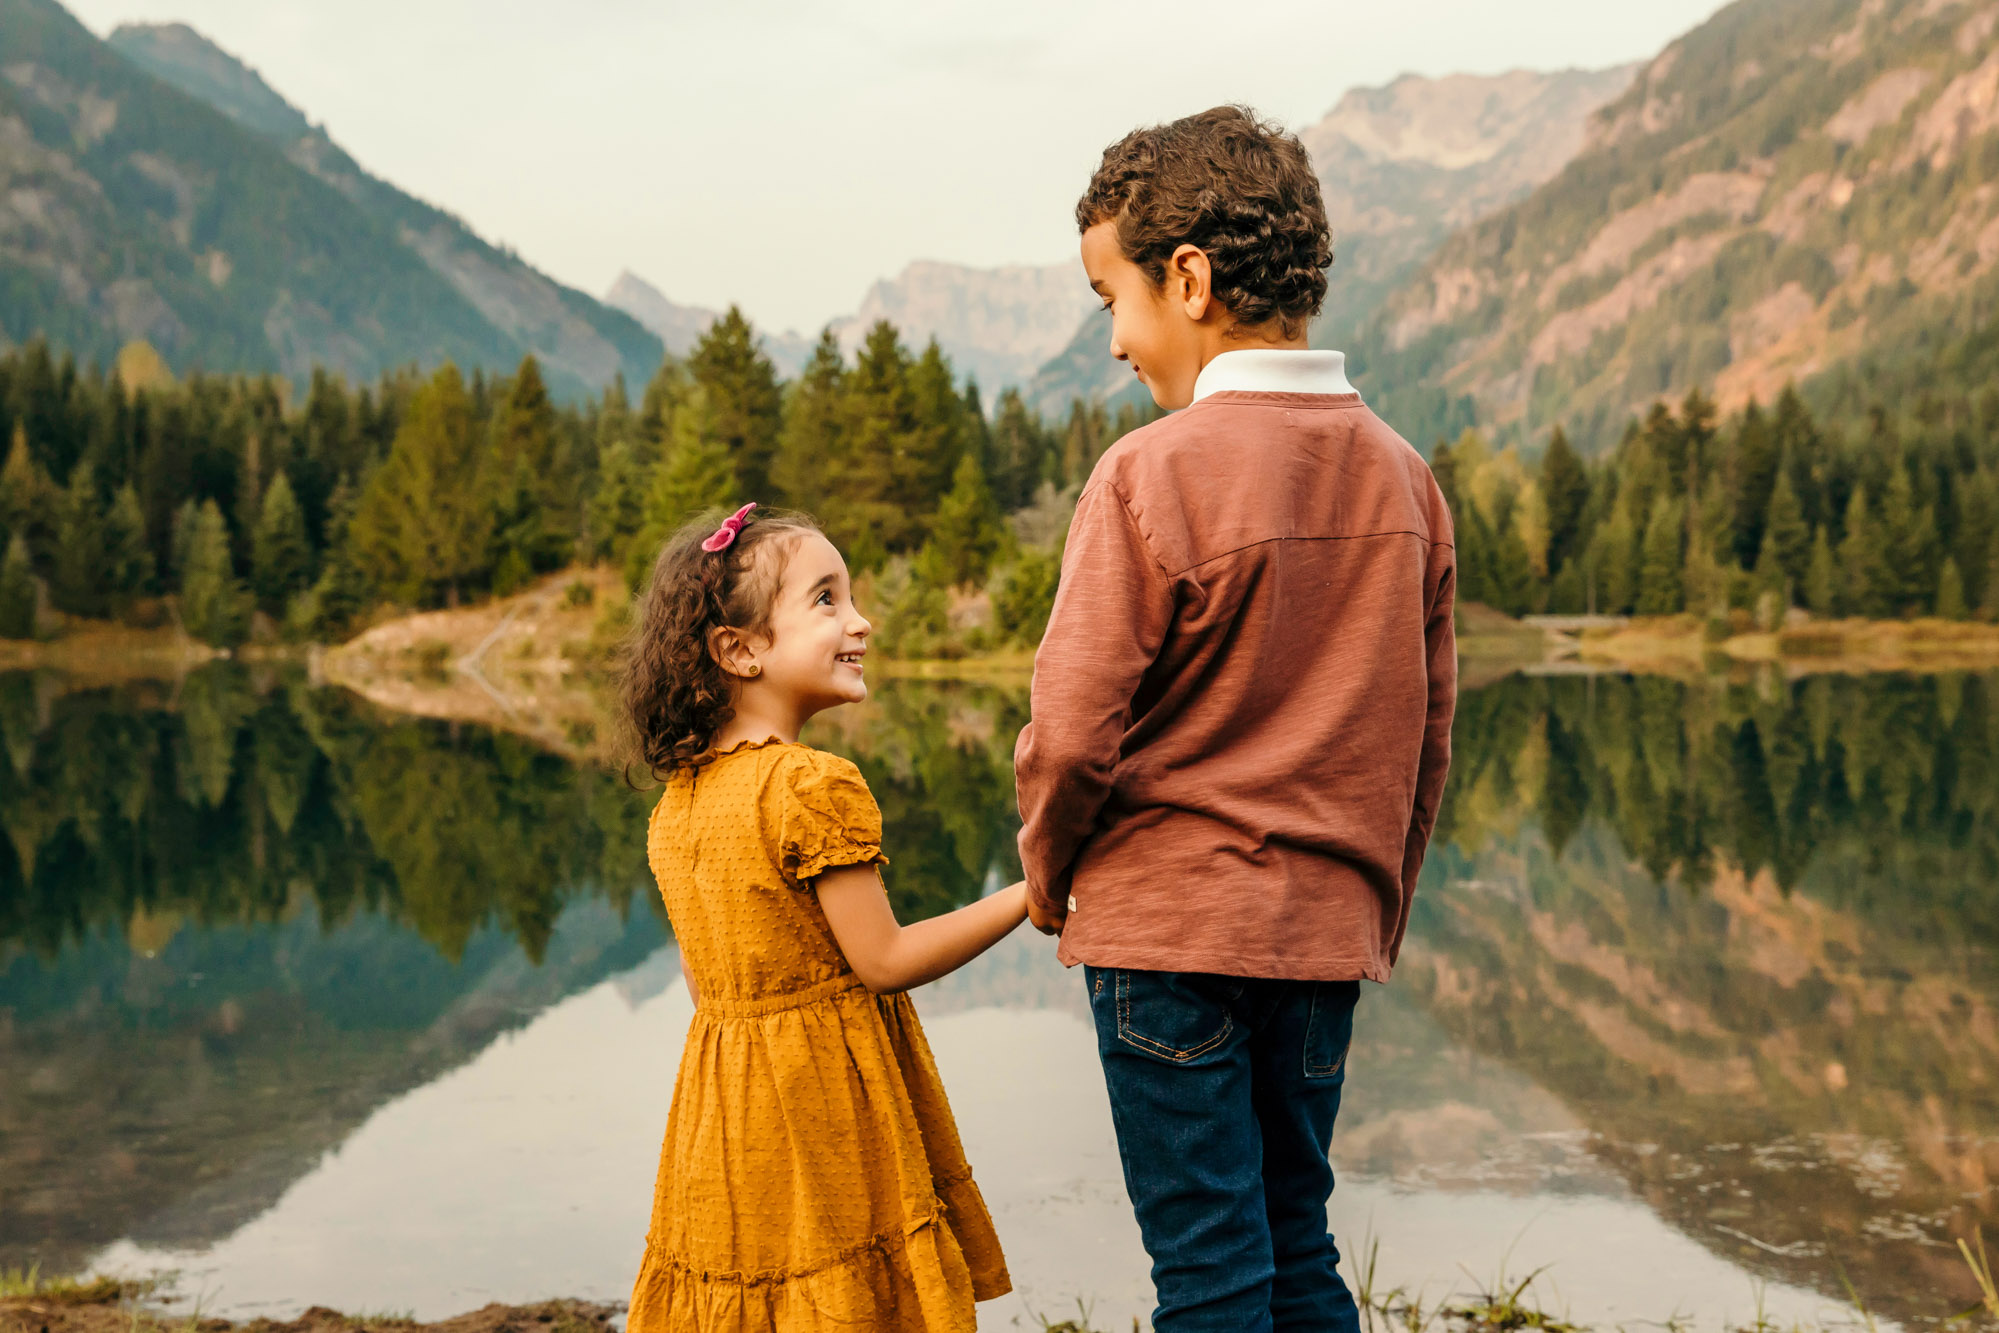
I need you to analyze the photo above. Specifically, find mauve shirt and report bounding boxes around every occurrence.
[1013,374,1456,982]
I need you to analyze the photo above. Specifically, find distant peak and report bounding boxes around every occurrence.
[1305,64,1641,170]
[108,21,312,143]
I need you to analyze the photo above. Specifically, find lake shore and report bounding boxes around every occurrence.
[0,1280,623,1333]
[8,1257,1991,1333]
[1553,612,1999,676]
[14,574,1999,747]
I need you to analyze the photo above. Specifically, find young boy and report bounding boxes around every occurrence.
[1014,106,1457,1332]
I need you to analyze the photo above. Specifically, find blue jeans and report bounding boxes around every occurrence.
[1084,966,1362,1333]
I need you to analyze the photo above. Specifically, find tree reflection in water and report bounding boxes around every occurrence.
[0,667,1994,1318]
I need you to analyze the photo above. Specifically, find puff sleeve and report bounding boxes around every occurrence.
[762,749,887,888]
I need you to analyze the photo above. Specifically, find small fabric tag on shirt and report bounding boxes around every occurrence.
[1068,895,1078,912]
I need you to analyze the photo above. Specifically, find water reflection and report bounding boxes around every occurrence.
[0,668,1994,1325]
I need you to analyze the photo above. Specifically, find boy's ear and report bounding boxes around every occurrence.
[1166,243,1214,322]
[708,625,762,679]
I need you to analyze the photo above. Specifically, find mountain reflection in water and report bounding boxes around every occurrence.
[0,667,1993,1325]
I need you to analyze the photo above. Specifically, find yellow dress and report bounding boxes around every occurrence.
[627,739,1011,1333]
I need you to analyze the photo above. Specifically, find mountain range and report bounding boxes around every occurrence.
[98,17,662,397]
[1353,0,1999,451]
[0,0,659,399]
[7,0,1993,446]
[603,270,815,378]
[605,258,1095,393]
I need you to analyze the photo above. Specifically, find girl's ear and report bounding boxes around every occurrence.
[708,625,762,680]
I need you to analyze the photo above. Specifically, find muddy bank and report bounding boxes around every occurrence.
[0,1285,619,1333]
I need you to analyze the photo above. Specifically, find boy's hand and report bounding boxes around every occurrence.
[1026,892,1067,936]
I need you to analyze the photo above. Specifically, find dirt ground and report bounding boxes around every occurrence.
[314,566,629,760]
[0,1282,620,1333]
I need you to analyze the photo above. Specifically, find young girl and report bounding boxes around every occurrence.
[620,503,1023,1333]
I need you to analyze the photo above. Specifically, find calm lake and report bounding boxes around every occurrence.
[1,667,1994,1329]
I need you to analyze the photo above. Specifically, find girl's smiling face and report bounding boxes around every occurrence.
[725,531,872,719]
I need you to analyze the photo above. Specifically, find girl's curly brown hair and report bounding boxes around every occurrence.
[1076,104,1332,340]
[619,505,821,781]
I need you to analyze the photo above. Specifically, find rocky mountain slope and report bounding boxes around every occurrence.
[1025,64,1639,417]
[0,1,659,397]
[101,18,661,396]
[1354,0,1999,452]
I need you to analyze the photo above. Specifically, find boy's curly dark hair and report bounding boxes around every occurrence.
[1076,105,1332,339]
[619,506,821,781]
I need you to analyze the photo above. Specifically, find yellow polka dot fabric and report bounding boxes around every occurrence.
[627,739,1010,1333]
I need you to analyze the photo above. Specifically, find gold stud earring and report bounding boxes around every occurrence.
[746,664,761,677]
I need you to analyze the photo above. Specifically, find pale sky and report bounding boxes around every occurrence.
[66,0,1731,336]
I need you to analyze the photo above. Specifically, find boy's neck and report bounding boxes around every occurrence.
[1195,322,1308,372]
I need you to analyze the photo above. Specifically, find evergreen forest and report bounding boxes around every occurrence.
[0,313,1153,652]
[9,305,1999,648]
[1438,383,1999,622]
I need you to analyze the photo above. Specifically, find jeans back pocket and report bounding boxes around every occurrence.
[1104,968,1242,1064]
[1304,980,1360,1079]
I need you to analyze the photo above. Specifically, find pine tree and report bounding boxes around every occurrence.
[625,387,738,589]
[1837,486,1883,618]
[1637,496,1685,614]
[175,498,249,646]
[345,364,490,606]
[0,424,56,567]
[252,470,311,613]
[485,355,571,587]
[0,534,36,638]
[688,308,784,500]
[637,358,691,467]
[300,478,371,636]
[835,322,919,564]
[931,450,1006,586]
[902,341,969,526]
[1763,468,1810,601]
[104,482,151,614]
[989,388,1053,512]
[51,465,105,617]
[1540,426,1589,577]
[1805,526,1838,617]
[1488,510,1538,615]
[1877,464,1931,617]
[772,331,846,510]
[586,438,649,561]
[1768,390,1823,530]
[1729,400,1779,568]
[1591,490,1642,615]
[1936,557,1968,620]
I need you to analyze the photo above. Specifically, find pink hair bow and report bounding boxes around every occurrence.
[701,503,759,553]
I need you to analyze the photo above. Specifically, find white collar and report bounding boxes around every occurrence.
[1190,349,1357,403]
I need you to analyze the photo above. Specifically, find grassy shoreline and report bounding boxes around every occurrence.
[12,576,1999,738]
[6,1238,1996,1333]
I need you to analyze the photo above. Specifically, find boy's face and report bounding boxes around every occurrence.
[1082,221,1212,411]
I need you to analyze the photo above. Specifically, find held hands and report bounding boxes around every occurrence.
[1025,888,1067,937]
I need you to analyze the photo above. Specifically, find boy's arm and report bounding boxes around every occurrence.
[1394,552,1457,954]
[1014,483,1172,928]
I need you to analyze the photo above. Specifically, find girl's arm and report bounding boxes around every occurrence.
[817,866,1029,993]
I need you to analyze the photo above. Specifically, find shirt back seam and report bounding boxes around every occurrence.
[1170,530,1454,578]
